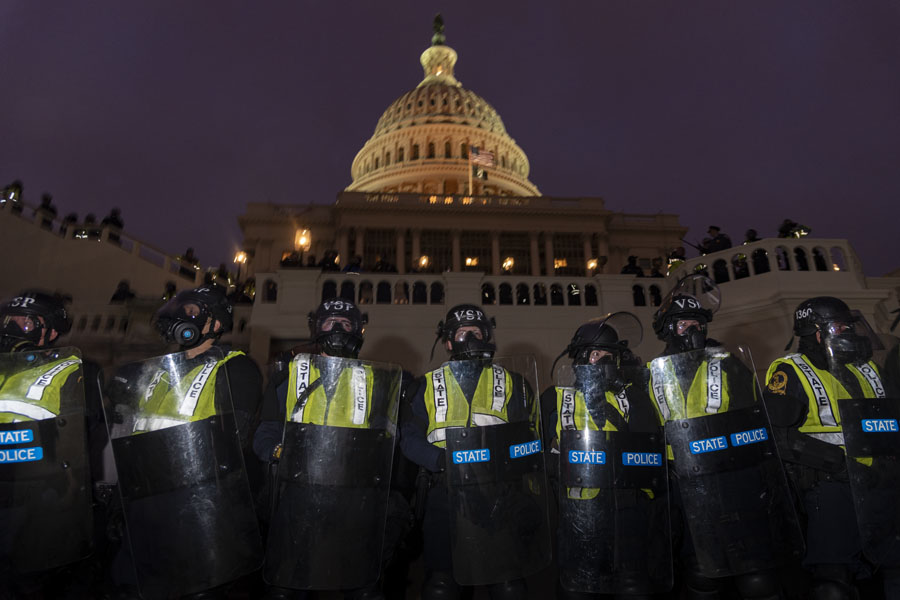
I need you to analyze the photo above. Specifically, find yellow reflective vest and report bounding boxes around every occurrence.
[285,355,376,428]
[423,363,517,448]
[0,355,82,423]
[133,351,242,433]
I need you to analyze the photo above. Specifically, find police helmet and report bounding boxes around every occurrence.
[0,290,71,352]
[435,304,496,361]
[553,312,642,391]
[792,296,872,363]
[308,298,367,358]
[155,286,233,347]
[793,296,855,337]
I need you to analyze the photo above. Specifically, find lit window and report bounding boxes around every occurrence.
[554,258,568,269]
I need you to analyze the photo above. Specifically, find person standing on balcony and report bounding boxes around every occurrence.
[698,225,732,254]
[620,255,645,277]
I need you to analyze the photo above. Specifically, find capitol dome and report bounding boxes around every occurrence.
[346,18,540,197]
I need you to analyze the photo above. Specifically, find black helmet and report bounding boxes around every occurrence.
[435,304,496,361]
[0,290,71,352]
[553,312,642,392]
[653,275,719,353]
[155,286,233,347]
[308,298,367,358]
[792,296,872,363]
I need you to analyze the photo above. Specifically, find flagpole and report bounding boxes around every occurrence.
[467,146,473,196]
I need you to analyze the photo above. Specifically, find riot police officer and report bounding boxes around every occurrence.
[765,297,899,599]
[649,276,795,600]
[400,304,550,600]
[255,298,403,600]
[0,291,94,596]
[544,313,669,599]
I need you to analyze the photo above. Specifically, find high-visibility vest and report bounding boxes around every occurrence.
[285,354,375,428]
[0,355,82,423]
[556,386,630,500]
[133,351,242,433]
[766,354,884,447]
[423,363,515,448]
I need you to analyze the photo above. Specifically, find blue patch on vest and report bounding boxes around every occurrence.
[0,429,34,445]
[452,448,491,464]
[689,436,728,454]
[729,427,769,447]
[862,419,899,433]
[0,446,43,463]
[568,450,606,464]
[621,451,662,466]
[509,440,541,459]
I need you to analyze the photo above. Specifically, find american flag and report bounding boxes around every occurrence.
[470,146,495,167]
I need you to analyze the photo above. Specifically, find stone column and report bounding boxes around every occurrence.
[596,233,609,274]
[529,232,541,276]
[411,229,422,269]
[337,229,349,268]
[491,232,501,275]
[451,230,462,272]
[583,234,594,276]
[396,228,406,274]
[354,227,364,260]
[544,233,555,277]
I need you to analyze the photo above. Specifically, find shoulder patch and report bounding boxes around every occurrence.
[767,371,787,395]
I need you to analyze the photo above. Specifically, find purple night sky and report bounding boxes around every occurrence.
[2,2,899,275]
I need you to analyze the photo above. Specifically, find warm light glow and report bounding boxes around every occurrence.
[429,195,438,204]
[234,251,247,264]
[444,196,453,204]
[419,255,430,268]
[833,264,840,271]
[554,258,568,269]
[461,197,473,205]
[587,258,598,270]
[294,228,311,251]
[465,257,479,267]
[502,257,514,271]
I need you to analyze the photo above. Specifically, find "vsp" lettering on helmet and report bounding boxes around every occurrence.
[324,300,351,312]
[10,296,36,308]
[673,298,700,310]
[454,308,484,321]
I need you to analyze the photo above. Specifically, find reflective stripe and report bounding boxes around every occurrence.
[808,432,845,446]
[651,368,671,421]
[471,413,507,427]
[0,400,55,421]
[427,428,447,444]
[706,357,722,414]
[568,487,583,499]
[350,366,367,426]
[851,363,885,399]
[177,358,217,416]
[789,355,836,427]
[432,369,448,423]
[292,355,312,422]
[144,371,165,403]
[25,359,81,402]
[560,388,576,430]
[491,365,506,413]
[134,416,187,432]
[614,389,630,418]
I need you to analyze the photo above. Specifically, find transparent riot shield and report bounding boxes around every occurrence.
[443,356,552,586]
[821,330,900,566]
[264,354,402,590]
[650,346,804,577]
[101,347,263,599]
[0,347,92,573]
[555,363,671,594]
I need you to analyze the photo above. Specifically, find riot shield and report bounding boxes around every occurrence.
[443,356,551,586]
[555,363,671,594]
[263,354,402,590]
[0,347,92,573]
[101,347,263,599]
[650,346,804,577]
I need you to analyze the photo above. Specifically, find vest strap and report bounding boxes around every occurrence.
[178,358,218,417]
[25,359,80,402]
[851,363,885,399]
[491,365,506,413]
[789,355,836,427]
[0,399,56,421]
[706,357,723,414]
[432,368,448,423]
[350,366,367,426]
[560,388,576,430]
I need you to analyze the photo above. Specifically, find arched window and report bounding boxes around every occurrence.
[374,157,379,169]
[632,285,646,307]
[340,281,355,301]
[358,281,373,305]
[831,246,847,271]
[585,284,598,306]
[775,246,790,271]
[482,283,496,305]
[567,283,581,306]
[264,279,278,303]
[430,282,444,304]
[398,147,405,162]
[794,247,809,271]
[712,259,730,284]
[321,280,337,302]
[533,283,547,305]
[516,283,530,305]
[649,285,662,307]
[77,316,88,331]
[444,141,452,158]
[501,155,507,168]
[394,281,409,304]
[412,281,427,304]
[238,319,247,333]
[460,143,468,159]
[732,254,749,280]
[499,283,513,305]
[385,152,391,166]
[751,249,770,275]
[91,316,101,332]
[550,284,564,306]
[376,281,391,304]
[427,143,435,159]
[812,247,828,271]
[411,144,420,160]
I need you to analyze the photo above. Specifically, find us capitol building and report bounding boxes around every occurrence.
[2,20,898,378]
